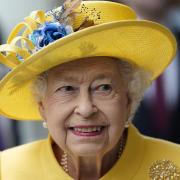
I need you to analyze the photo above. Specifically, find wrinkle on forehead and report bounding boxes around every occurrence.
[49,73,114,84]
[47,56,122,83]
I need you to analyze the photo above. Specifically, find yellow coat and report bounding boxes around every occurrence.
[1,124,180,180]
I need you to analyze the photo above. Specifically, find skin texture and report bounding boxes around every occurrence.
[39,57,131,180]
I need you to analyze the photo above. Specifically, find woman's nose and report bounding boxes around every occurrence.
[74,90,98,118]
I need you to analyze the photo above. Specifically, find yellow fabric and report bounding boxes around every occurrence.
[0,1,177,120]
[1,124,180,180]
[0,9,50,71]
[0,53,18,69]
[7,22,33,44]
[10,37,35,51]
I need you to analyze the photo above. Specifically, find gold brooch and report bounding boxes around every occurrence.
[149,159,180,180]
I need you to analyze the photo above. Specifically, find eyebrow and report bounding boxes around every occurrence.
[92,74,113,81]
[53,73,113,83]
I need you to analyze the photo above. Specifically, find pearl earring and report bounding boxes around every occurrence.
[43,121,47,128]
[125,121,130,128]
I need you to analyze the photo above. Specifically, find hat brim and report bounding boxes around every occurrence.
[0,20,176,120]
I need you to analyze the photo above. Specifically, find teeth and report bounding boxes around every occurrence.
[73,127,102,132]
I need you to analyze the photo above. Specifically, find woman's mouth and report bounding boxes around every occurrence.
[69,126,106,137]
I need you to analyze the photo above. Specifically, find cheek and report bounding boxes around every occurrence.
[95,96,128,147]
[43,97,76,151]
[96,95,129,125]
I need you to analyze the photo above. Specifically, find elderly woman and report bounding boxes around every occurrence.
[0,0,180,179]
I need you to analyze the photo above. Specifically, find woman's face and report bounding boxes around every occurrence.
[39,57,130,157]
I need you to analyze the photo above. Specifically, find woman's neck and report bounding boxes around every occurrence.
[75,156,101,180]
[53,130,127,180]
[68,143,121,180]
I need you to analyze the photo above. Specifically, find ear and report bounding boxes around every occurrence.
[38,101,46,120]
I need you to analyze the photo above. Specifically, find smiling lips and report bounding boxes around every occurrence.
[69,126,105,137]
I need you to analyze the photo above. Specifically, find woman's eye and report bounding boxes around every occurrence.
[56,86,75,92]
[95,84,112,92]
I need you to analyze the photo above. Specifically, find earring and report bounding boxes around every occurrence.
[43,121,47,128]
[125,120,130,128]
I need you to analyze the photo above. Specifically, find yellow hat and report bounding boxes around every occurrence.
[0,1,177,120]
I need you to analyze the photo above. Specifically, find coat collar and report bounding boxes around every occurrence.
[42,123,144,179]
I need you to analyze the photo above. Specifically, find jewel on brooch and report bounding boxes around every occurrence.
[149,159,180,180]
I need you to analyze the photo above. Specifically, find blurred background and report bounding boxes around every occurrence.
[0,0,180,150]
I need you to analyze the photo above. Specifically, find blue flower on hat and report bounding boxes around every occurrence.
[29,22,73,50]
